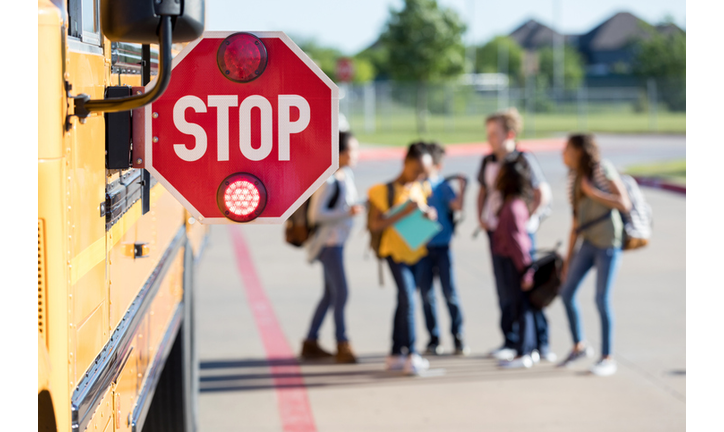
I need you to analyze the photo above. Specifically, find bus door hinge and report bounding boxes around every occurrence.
[65,81,90,132]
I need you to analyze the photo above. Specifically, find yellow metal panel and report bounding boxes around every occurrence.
[114,338,139,432]
[38,156,71,432]
[75,302,106,385]
[84,385,114,432]
[38,0,64,160]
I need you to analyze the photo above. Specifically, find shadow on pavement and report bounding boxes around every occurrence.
[199,353,572,393]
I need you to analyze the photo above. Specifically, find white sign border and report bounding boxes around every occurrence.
[145,31,340,225]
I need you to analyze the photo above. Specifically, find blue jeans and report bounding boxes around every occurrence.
[415,245,464,341]
[306,246,349,342]
[499,257,536,356]
[387,257,418,355]
[488,231,551,352]
[560,240,622,357]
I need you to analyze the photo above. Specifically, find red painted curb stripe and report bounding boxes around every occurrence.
[632,176,686,195]
[358,138,567,161]
[229,226,317,432]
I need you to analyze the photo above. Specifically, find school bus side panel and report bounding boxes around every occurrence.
[38,1,70,430]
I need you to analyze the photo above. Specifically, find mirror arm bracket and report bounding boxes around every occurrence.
[68,15,174,123]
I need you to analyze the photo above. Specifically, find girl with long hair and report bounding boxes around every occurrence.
[558,134,631,376]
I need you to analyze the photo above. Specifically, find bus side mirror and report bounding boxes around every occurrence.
[100,0,205,43]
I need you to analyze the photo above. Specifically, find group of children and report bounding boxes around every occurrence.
[299,108,629,377]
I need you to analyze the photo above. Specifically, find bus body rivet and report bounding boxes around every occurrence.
[153,137,159,143]
[137,159,143,165]
[152,112,158,119]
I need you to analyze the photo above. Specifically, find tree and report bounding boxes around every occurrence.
[536,45,585,90]
[296,38,343,82]
[380,0,467,133]
[632,27,686,111]
[474,36,523,83]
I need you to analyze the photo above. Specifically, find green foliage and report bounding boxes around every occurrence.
[296,38,343,81]
[474,36,523,83]
[632,28,685,78]
[352,57,376,83]
[632,28,686,111]
[356,43,391,80]
[536,45,585,90]
[379,0,467,82]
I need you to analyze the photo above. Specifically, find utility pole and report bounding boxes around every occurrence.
[553,0,564,104]
[467,0,476,73]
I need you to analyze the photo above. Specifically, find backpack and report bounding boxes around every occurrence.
[284,178,340,247]
[619,174,652,251]
[442,174,468,236]
[367,182,395,259]
[574,173,652,251]
[366,182,395,286]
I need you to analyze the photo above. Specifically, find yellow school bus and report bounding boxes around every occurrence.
[38,1,206,431]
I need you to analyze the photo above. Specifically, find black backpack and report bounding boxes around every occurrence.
[284,178,340,247]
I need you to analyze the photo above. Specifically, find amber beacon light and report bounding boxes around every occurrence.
[217,32,268,83]
[217,173,268,222]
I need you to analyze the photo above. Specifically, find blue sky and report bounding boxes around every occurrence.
[207,0,686,55]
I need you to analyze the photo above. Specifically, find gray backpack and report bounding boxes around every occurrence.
[619,174,652,250]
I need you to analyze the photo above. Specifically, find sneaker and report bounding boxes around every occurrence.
[534,348,558,363]
[425,340,444,356]
[557,344,594,367]
[453,335,471,356]
[499,354,533,369]
[488,347,516,361]
[300,339,334,360]
[541,351,558,363]
[335,341,357,364]
[385,355,406,371]
[590,358,617,376]
[403,353,430,376]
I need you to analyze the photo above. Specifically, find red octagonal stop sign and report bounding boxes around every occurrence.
[137,31,339,224]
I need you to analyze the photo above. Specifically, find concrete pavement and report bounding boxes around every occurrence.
[195,134,685,431]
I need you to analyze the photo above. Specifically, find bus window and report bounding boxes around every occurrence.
[68,0,100,46]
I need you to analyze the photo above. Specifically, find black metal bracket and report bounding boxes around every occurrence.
[64,81,90,132]
[68,15,174,120]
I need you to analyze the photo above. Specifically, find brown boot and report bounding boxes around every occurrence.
[335,341,357,364]
[300,339,333,360]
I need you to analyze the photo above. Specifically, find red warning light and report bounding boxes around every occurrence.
[217,32,268,83]
[217,173,268,222]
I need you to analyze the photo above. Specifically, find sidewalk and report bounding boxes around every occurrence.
[196,136,686,431]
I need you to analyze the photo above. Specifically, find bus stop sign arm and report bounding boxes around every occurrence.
[68,15,174,123]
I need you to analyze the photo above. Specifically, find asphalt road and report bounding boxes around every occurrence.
[195,134,685,431]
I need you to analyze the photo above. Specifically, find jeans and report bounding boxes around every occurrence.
[488,232,519,349]
[386,257,418,355]
[306,246,349,343]
[528,233,551,353]
[560,240,622,357]
[488,231,551,352]
[415,245,464,342]
[499,257,536,356]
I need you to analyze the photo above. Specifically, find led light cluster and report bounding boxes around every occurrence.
[217,172,268,223]
[224,180,260,216]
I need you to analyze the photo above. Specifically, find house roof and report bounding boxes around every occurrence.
[509,19,563,50]
[578,12,653,52]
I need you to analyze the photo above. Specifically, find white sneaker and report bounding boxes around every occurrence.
[531,350,541,364]
[590,359,617,376]
[403,354,430,376]
[542,351,558,363]
[499,354,533,369]
[489,347,516,361]
[385,355,406,371]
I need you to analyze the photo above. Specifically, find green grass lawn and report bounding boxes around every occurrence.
[625,159,686,185]
[351,111,686,146]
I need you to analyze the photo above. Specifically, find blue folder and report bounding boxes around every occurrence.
[387,200,443,250]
